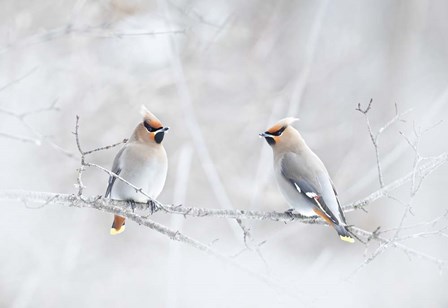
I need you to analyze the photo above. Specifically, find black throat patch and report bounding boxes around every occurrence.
[265,136,275,146]
[155,131,165,144]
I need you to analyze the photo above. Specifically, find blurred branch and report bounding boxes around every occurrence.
[159,0,243,239]
[0,24,185,54]
[0,66,39,92]
[287,0,328,116]
[0,132,41,145]
[249,0,328,208]
[165,145,193,308]
[167,0,224,29]
[0,100,75,158]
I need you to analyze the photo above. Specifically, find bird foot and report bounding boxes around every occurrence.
[127,200,137,212]
[284,209,295,220]
[147,199,160,215]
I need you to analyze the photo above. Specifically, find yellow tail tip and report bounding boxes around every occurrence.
[340,235,355,243]
[110,225,126,235]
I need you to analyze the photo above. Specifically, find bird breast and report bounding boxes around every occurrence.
[111,144,168,202]
[273,159,316,216]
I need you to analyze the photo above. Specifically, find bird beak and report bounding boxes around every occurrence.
[259,132,270,138]
[160,127,170,132]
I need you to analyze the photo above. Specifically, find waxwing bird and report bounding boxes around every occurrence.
[260,117,354,243]
[105,106,169,235]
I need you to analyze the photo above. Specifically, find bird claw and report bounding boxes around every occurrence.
[128,200,137,212]
[284,209,295,220]
[147,199,160,215]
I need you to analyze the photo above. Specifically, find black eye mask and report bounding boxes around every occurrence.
[143,121,162,133]
[266,126,286,137]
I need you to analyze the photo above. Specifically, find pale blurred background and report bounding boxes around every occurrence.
[1,0,448,307]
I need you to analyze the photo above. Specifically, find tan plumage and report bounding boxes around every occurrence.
[106,106,169,235]
[260,117,354,243]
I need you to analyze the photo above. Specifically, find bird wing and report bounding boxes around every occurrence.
[280,152,340,224]
[105,147,125,198]
[330,177,338,196]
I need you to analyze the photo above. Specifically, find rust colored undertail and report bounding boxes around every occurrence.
[110,215,126,235]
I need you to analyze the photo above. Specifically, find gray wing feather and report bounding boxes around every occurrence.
[330,177,338,195]
[280,153,341,224]
[105,147,125,198]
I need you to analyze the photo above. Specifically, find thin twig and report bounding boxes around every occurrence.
[0,100,75,159]
[344,152,448,212]
[83,139,128,155]
[0,24,185,54]
[0,66,39,92]
[350,226,448,269]
[0,132,41,145]
[356,100,412,187]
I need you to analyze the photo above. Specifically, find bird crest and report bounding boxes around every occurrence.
[266,117,299,134]
[140,105,163,128]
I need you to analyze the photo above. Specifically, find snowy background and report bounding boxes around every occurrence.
[1,0,448,307]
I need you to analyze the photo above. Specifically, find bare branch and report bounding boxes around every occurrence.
[1,189,446,276]
[0,132,41,145]
[0,24,186,54]
[83,139,128,155]
[350,226,448,269]
[0,100,75,159]
[0,66,39,92]
[355,98,373,114]
[0,189,302,301]
[287,0,329,116]
[380,212,448,234]
[356,100,412,187]
[111,29,186,38]
[344,152,448,212]
[159,3,245,239]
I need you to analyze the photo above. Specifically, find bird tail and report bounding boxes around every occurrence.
[334,224,355,243]
[110,215,126,235]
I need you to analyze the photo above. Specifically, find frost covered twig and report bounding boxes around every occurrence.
[356,99,412,187]
[349,226,448,273]
[2,189,447,274]
[351,101,447,274]
[343,152,448,212]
